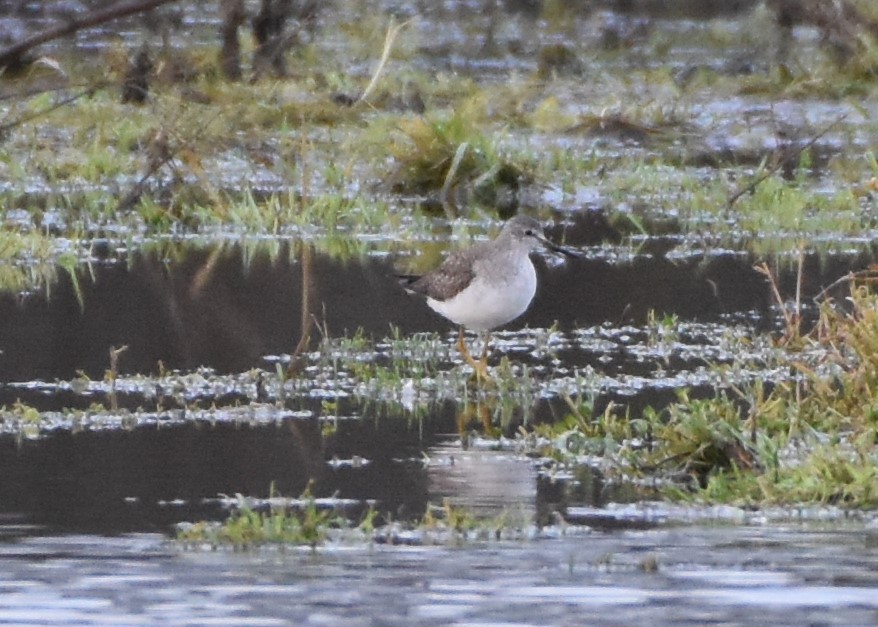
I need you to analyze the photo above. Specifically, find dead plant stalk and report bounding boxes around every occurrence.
[357,17,416,106]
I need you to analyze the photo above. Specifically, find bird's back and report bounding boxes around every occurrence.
[405,240,494,302]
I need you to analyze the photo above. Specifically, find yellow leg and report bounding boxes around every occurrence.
[457,327,490,381]
[479,331,491,374]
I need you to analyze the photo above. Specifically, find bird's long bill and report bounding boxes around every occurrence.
[537,235,581,259]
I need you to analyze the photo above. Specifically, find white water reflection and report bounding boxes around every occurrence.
[1,524,878,625]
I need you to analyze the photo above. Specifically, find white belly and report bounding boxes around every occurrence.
[426,259,537,332]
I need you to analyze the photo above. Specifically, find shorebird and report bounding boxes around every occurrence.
[402,215,578,379]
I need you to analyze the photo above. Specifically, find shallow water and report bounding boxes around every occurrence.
[3,1,878,623]
[2,522,878,625]
[0,238,876,623]
[3,236,871,383]
[0,238,872,520]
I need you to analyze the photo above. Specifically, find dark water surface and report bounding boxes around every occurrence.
[4,238,873,382]
[3,1,878,622]
[0,242,877,624]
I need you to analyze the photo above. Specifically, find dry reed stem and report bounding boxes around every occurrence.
[357,17,416,106]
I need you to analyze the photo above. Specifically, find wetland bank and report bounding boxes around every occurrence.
[2,0,878,624]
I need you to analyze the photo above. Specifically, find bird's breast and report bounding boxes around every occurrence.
[426,257,537,331]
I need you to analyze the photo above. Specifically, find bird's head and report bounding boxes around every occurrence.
[503,215,580,258]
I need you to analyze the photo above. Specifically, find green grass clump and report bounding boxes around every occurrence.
[644,391,761,490]
[0,224,83,293]
[177,484,339,549]
[630,286,878,507]
[532,284,878,509]
[382,111,530,198]
[421,499,480,535]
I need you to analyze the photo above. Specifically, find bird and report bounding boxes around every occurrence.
[401,215,578,379]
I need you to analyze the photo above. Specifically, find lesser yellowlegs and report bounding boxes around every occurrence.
[403,215,578,378]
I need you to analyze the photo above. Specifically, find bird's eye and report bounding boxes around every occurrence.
[524,229,534,236]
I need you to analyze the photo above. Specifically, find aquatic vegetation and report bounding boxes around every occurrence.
[177,483,340,549]
[0,221,85,293]
[645,391,761,486]
[0,2,876,265]
[178,488,537,550]
[540,284,878,508]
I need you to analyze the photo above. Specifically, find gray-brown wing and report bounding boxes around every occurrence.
[407,244,485,302]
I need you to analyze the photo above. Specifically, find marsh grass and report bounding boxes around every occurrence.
[0,222,84,293]
[1,12,876,267]
[555,152,878,257]
[177,483,340,549]
[179,488,527,549]
[381,111,531,199]
[420,499,479,535]
[645,392,761,485]
[313,326,549,425]
[540,284,878,508]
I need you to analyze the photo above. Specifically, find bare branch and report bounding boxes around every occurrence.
[726,112,848,210]
[0,0,180,70]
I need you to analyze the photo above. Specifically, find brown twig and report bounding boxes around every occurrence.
[726,112,849,210]
[117,102,225,213]
[0,0,180,70]
[116,136,178,212]
[755,245,810,345]
[108,345,129,411]
[754,261,798,341]
[795,242,804,324]
[812,264,878,303]
[356,17,415,106]
[286,244,316,379]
